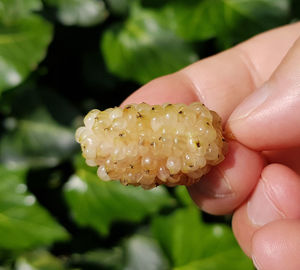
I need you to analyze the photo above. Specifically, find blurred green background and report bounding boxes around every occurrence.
[0,0,298,269]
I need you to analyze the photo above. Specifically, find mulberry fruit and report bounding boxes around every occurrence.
[75,103,226,189]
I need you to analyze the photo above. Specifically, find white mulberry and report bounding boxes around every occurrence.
[75,103,226,189]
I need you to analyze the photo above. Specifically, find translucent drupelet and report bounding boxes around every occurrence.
[75,102,227,189]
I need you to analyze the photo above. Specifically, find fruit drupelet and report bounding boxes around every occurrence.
[75,102,226,189]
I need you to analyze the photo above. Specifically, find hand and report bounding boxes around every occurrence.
[122,22,300,270]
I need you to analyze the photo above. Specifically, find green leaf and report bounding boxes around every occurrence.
[174,249,254,270]
[0,0,42,24]
[0,86,78,169]
[0,266,10,270]
[153,0,290,46]
[152,207,253,269]
[101,3,198,84]
[45,0,108,26]
[0,166,69,250]
[158,0,219,41]
[221,0,290,28]
[15,250,65,270]
[174,186,194,207]
[70,235,169,270]
[215,0,290,47]
[63,158,175,236]
[0,15,53,93]
[123,235,169,270]
[70,247,123,269]
[106,0,129,15]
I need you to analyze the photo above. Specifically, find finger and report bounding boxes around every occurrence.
[121,23,300,214]
[188,141,264,215]
[232,164,300,256]
[122,73,200,106]
[263,147,300,175]
[252,220,300,270]
[123,22,300,123]
[228,35,300,150]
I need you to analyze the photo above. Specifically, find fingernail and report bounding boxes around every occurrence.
[229,84,272,122]
[247,178,285,226]
[252,255,262,270]
[196,168,234,198]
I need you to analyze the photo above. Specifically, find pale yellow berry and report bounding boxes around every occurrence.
[75,102,226,189]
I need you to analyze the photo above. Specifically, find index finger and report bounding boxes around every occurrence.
[123,22,300,122]
[121,22,300,215]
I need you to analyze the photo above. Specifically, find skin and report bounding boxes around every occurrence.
[121,22,300,270]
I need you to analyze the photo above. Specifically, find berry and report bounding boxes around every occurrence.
[75,103,226,189]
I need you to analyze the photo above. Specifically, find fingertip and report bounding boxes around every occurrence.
[261,164,300,219]
[232,164,300,263]
[227,35,300,151]
[232,203,255,257]
[188,141,264,215]
[121,73,199,106]
[246,164,300,228]
[252,220,300,270]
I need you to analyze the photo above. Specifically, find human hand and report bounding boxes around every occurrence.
[121,21,300,269]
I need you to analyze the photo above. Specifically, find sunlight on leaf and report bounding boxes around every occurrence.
[63,157,175,236]
[45,0,108,26]
[0,167,69,250]
[0,0,42,24]
[101,3,197,84]
[70,247,123,269]
[217,0,290,47]
[148,0,290,47]
[15,250,64,270]
[157,0,219,41]
[124,235,169,270]
[0,15,53,93]
[152,207,253,269]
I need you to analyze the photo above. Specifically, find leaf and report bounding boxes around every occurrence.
[174,186,194,207]
[157,0,219,41]
[0,119,76,168]
[152,0,290,46]
[70,235,169,270]
[0,166,69,251]
[0,15,53,93]
[174,249,254,270]
[123,235,169,270]
[215,0,290,47]
[101,3,198,84]
[0,86,78,169]
[15,250,65,270]
[222,0,290,28]
[106,0,129,15]
[152,207,253,269]
[63,158,175,236]
[70,247,123,269]
[0,266,10,270]
[45,0,108,27]
[0,0,42,24]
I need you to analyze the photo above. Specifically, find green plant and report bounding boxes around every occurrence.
[0,0,298,269]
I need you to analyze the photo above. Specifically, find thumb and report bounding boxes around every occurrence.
[227,36,300,151]
[252,220,300,270]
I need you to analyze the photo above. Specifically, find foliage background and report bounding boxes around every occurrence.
[0,0,298,269]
